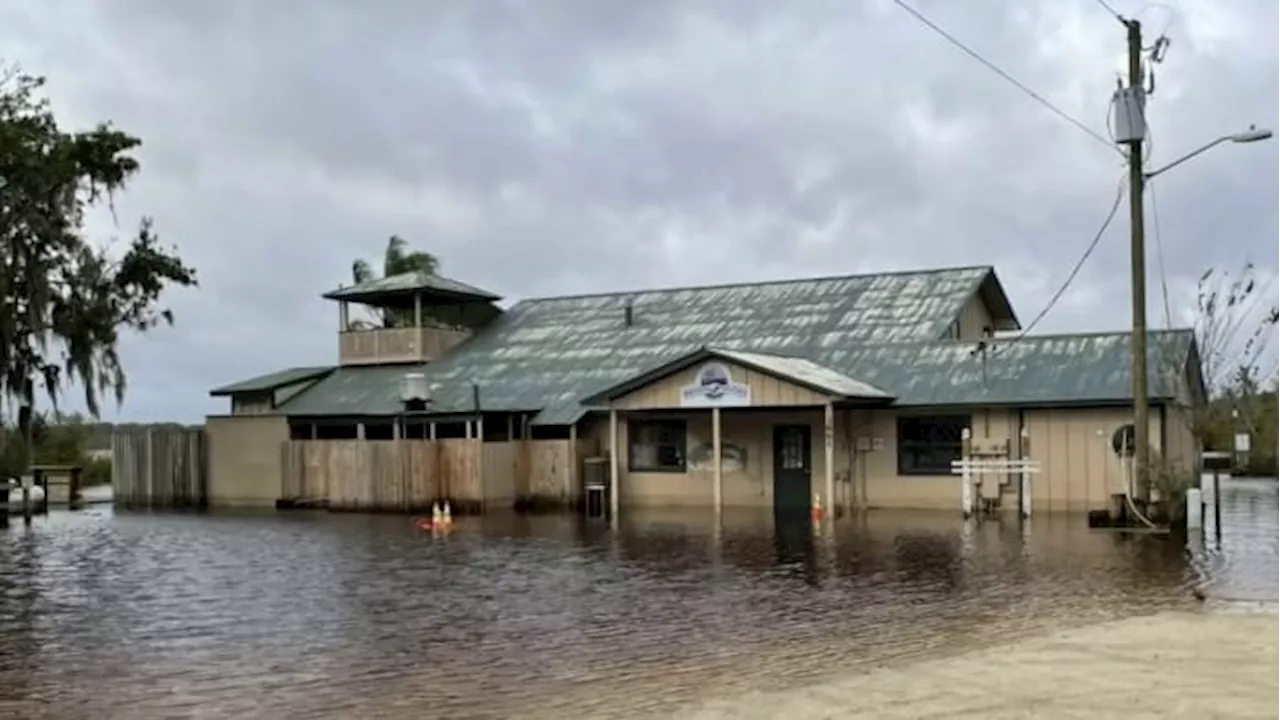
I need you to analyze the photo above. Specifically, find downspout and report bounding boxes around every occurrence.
[1016,408,1026,512]
[1158,402,1168,504]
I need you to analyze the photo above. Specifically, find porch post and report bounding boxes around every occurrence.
[823,402,835,518]
[711,407,723,514]
[413,292,424,354]
[609,409,620,520]
[568,422,578,502]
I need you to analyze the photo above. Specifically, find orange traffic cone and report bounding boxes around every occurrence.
[811,494,827,522]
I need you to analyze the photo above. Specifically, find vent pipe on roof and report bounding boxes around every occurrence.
[623,300,634,328]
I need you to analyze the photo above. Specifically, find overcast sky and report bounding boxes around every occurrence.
[2,0,1276,422]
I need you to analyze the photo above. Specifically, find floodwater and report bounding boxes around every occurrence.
[0,479,1275,719]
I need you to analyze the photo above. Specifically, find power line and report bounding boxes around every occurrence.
[1092,0,1126,22]
[1008,174,1128,341]
[1148,177,1174,329]
[890,0,1120,154]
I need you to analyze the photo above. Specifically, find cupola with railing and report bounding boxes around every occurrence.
[324,271,502,366]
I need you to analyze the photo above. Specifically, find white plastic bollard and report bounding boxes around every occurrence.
[1020,474,1032,519]
[1185,488,1203,529]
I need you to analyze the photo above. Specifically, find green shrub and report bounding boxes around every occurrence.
[82,457,112,486]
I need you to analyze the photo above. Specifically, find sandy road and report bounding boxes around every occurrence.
[685,609,1279,720]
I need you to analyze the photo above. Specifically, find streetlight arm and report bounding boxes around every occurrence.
[1144,136,1229,180]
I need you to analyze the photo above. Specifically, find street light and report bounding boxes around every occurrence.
[1126,121,1271,510]
[1145,125,1274,179]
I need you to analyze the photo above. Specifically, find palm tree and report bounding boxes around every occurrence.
[352,235,438,286]
[351,236,441,328]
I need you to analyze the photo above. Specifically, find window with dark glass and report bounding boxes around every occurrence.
[628,419,687,472]
[897,415,969,475]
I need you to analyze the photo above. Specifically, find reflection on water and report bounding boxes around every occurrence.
[1,478,1275,719]
[1187,477,1279,608]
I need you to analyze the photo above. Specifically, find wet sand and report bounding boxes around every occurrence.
[687,610,1280,719]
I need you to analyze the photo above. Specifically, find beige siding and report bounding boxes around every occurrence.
[228,378,323,416]
[613,362,829,411]
[860,408,1014,510]
[338,327,471,366]
[1024,407,1164,512]
[1162,403,1199,477]
[274,379,318,406]
[207,414,290,507]
[954,292,996,340]
[585,408,830,508]
[231,392,275,415]
[585,405,1175,513]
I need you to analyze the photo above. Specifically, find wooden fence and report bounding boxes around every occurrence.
[113,427,208,508]
[281,439,480,512]
[279,438,587,512]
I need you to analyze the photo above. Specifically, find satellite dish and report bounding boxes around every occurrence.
[1111,423,1136,458]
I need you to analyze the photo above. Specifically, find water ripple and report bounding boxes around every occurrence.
[0,478,1274,719]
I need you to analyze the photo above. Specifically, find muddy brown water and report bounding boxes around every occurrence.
[1,478,1275,719]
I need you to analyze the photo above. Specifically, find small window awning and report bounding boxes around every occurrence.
[579,346,894,406]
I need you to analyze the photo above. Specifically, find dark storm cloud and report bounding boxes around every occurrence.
[0,0,1274,421]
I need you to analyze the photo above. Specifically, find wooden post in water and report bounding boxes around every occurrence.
[144,427,155,509]
[1213,468,1223,547]
[823,402,835,519]
[34,468,47,515]
[711,407,722,515]
[608,409,620,524]
[69,467,82,510]
[21,473,32,526]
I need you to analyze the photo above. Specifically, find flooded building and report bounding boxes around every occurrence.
[204,265,1204,515]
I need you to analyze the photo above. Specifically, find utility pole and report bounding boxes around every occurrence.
[1124,18,1151,506]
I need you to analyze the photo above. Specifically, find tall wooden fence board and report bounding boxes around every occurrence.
[526,440,573,502]
[112,427,207,508]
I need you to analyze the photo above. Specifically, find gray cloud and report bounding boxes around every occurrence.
[1,0,1275,421]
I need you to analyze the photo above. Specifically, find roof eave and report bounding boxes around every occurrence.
[578,347,714,405]
[581,346,899,407]
[321,287,501,306]
[209,368,334,397]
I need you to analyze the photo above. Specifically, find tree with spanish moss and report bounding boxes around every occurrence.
[0,65,197,482]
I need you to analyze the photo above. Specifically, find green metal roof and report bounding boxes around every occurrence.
[322,270,500,305]
[259,265,1198,422]
[210,366,335,397]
